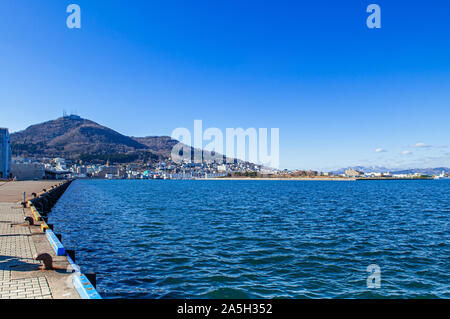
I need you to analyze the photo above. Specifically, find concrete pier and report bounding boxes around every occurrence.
[0,181,81,299]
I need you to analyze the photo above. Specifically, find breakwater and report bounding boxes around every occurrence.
[26,180,101,299]
[28,180,73,215]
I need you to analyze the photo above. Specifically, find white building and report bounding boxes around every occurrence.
[345,168,364,177]
[52,158,67,171]
[11,161,45,180]
[365,172,383,177]
[393,174,410,178]
[217,164,228,172]
[0,128,12,179]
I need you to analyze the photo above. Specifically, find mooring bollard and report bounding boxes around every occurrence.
[86,272,97,288]
[24,216,34,226]
[34,253,53,270]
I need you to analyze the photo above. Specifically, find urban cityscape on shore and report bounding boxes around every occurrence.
[1,125,449,181]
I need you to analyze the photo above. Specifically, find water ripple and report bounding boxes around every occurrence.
[49,180,450,298]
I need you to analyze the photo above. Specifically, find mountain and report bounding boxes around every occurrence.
[390,167,450,175]
[331,166,391,174]
[132,136,180,158]
[10,115,179,163]
[331,166,450,175]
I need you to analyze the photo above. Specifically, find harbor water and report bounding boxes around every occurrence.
[49,179,450,298]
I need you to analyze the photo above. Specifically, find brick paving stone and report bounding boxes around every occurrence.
[0,203,53,299]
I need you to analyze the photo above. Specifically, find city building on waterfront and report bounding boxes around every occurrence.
[345,168,364,177]
[11,157,45,180]
[51,157,68,171]
[0,128,12,179]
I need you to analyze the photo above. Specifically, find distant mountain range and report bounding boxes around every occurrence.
[331,166,450,175]
[10,116,448,172]
[10,116,181,164]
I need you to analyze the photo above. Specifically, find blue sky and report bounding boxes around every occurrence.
[1,0,449,170]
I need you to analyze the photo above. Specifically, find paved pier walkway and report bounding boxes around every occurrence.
[0,181,80,299]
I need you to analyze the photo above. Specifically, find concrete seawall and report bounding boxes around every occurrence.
[0,180,101,299]
[29,181,73,217]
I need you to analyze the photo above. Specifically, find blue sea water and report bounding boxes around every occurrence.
[49,180,450,299]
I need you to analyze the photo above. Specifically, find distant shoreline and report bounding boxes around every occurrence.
[68,177,438,181]
[200,177,356,181]
[200,177,435,181]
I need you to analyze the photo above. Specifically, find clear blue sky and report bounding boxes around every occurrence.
[1,0,449,170]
